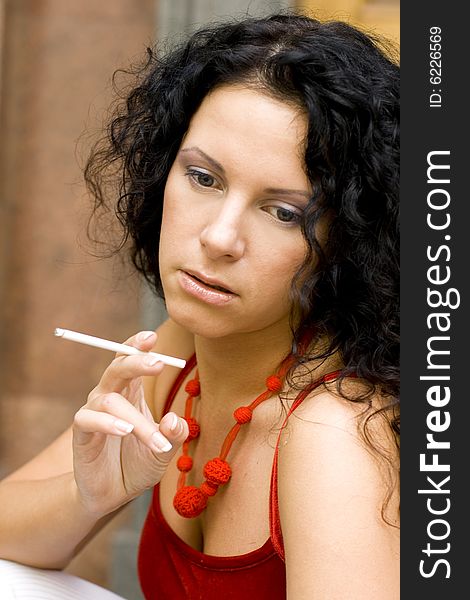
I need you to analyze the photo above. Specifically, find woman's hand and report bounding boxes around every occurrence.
[72,330,188,518]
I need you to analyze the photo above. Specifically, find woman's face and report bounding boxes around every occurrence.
[159,85,311,339]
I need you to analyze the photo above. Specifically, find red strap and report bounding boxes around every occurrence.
[162,353,197,415]
[269,370,343,560]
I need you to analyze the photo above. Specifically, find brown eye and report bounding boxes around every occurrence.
[196,173,215,187]
[264,205,301,225]
[276,207,297,222]
[187,169,216,188]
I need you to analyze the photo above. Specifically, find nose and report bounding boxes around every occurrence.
[199,198,246,261]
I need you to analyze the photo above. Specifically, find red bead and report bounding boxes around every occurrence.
[203,457,232,485]
[173,486,208,518]
[234,406,252,424]
[185,379,201,397]
[200,480,219,497]
[185,417,200,440]
[177,455,193,472]
[266,375,282,392]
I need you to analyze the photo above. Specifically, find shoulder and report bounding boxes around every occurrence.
[278,384,399,599]
[143,318,195,420]
[278,383,396,496]
[278,384,398,496]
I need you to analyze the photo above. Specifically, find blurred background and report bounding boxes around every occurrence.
[0,1,398,598]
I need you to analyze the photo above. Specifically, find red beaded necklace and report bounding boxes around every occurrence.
[173,356,294,519]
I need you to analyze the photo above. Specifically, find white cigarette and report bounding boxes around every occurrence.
[54,328,186,369]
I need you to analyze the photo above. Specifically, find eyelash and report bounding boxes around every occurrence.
[186,168,218,189]
[184,168,303,226]
[264,206,302,225]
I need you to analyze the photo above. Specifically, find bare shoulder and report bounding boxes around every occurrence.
[284,375,399,457]
[278,384,399,599]
[279,382,399,499]
[143,318,195,420]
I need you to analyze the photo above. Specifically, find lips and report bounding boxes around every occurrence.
[178,270,237,306]
[184,270,235,294]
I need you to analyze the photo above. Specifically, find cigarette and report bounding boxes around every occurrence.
[54,328,186,369]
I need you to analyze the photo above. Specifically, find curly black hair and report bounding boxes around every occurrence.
[84,13,400,468]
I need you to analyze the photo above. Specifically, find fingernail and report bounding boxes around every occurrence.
[139,331,155,342]
[169,413,178,431]
[152,431,172,452]
[144,353,161,367]
[114,419,134,434]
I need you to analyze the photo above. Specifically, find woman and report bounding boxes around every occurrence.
[0,13,399,599]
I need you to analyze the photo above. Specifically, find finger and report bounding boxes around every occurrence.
[145,413,189,465]
[90,330,161,395]
[159,412,190,445]
[74,407,135,437]
[89,392,173,453]
[120,330,157,353]
[95,352,164,395]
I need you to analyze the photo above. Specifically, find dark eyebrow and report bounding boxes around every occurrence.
[179,147,225,175]
[180,146,311,200]
[264,187,312,200]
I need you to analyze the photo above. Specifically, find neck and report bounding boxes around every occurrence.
[193,321,294,404]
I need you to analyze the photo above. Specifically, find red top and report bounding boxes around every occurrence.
[138,354,341,599]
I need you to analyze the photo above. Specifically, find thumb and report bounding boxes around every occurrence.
[158,412,189,452]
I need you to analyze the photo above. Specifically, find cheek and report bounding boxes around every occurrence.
[160,176,188,250]
[159,205,179,271]
[161,172,204,239]
[276,233,307,272]
[161,175,179,227]
[254,238,306,299]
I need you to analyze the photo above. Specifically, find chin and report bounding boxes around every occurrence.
[164,296,228,337]
[168,313,233,339]
[166,300,290,343]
